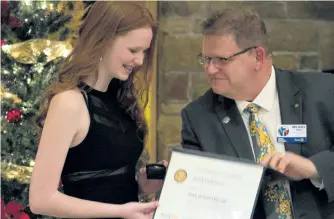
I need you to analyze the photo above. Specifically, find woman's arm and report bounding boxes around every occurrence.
[29,90,157,218]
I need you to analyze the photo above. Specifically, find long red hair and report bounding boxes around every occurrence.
[37,1,157,138]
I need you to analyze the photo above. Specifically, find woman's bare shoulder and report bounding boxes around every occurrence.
[49,88,86,114]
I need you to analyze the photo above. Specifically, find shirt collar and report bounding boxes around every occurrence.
[236,66,277,113]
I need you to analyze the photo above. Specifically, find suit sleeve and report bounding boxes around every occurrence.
[309,145,334,202]
[308,75,334,202]
[180,108,202,151]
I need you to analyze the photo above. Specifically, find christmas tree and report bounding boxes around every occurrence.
[1,1,85,218]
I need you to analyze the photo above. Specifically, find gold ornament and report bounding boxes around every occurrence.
[1,162,33,184]
[1,39,72,64]
[48,1,85,46]
[0,86,22,104]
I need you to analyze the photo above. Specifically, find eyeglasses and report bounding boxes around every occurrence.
[197,46,257,66]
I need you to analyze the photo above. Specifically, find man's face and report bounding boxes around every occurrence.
[201,34,257,100]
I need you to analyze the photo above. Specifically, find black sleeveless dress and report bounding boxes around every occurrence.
[61,80,144,219]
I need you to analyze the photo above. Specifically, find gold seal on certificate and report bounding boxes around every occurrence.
[174,169,187,183]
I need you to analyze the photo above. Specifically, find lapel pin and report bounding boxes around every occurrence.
[222,116,230,124]
[294,103,299,108]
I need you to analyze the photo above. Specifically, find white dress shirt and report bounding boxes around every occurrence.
[235,66,323,189]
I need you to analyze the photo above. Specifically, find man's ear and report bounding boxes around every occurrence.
[255,46,266,71]
[256,46,266,62]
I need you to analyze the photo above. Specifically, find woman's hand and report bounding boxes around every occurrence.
[121,201,159,219]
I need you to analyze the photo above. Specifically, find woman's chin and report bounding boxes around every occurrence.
[116,73,130,81]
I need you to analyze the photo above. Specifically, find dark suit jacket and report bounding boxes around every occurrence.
[181,68,334,219]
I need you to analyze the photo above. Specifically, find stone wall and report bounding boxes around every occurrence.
[156,1,334,160]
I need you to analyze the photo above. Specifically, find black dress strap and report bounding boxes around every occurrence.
[79,87,95,138]
[81,90,88,106]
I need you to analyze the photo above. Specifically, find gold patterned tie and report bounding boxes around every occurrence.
[246,103,293,219]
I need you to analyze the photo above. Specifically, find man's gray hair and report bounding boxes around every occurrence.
[202,7,271,54]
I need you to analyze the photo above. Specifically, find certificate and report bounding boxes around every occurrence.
[153,148,265,219]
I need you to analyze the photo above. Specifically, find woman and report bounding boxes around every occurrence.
[29,2,166,219]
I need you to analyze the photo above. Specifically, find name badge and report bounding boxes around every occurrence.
[277,124,307,143]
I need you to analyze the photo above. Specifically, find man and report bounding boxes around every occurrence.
[181,7,334,219]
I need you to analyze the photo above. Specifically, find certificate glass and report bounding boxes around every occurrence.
[153,148,265,219]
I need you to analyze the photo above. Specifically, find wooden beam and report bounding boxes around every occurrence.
[144,0,158,162]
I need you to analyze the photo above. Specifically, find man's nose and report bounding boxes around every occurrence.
[205,62,219,76]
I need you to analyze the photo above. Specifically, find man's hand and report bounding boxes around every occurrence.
[260,152,318,180]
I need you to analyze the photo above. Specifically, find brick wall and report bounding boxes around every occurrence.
[156,1,334,160]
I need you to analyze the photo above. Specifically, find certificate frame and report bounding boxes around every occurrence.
[153,147,266,219]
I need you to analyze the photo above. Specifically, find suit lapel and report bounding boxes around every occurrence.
[275,68,302,155]
[214,96,255,161]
